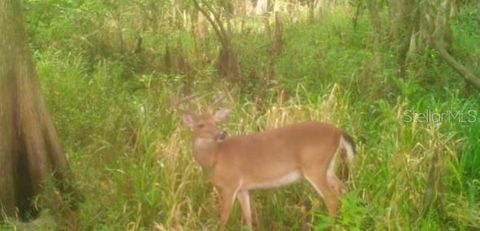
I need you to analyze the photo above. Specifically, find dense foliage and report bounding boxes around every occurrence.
[3,0,479,230]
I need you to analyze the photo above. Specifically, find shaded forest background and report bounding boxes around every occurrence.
[2,0,480,230]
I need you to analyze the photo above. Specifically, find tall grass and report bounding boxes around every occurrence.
[3,1,479,230]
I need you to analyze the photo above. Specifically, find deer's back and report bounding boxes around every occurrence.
[212,122,342,186]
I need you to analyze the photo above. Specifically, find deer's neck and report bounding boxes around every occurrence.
[192,138,219,169]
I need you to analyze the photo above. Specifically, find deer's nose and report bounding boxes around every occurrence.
[215,131,227,141]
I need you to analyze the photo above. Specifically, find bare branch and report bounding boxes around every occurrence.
[421,0,480,90]
[192,0,228,47]
[432,41,480,90]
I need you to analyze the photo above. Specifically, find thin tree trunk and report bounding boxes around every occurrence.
[255,0,268,15]
[308,0,315,23]
[193,0,240,81]
[245,0,254,15]
[352,0,363,31]
[0,0,81,221]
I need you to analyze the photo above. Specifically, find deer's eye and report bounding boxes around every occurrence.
[197,124,205,129]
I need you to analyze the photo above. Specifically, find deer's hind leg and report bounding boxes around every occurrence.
[303,171,340,216]
[327,173,346,194]
[301,150,341,216]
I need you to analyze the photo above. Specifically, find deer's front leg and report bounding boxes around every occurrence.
[236,189,252,230]
[219,188,236,231]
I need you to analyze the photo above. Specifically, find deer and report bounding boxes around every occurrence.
[177,95,356,231]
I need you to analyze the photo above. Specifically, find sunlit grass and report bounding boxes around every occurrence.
[7,2,480,230]
[27,62,480,229]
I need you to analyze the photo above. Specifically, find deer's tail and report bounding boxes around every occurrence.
[340,132,356,166]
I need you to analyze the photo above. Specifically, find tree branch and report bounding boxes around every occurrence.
[192,0,228,47]
[432,40,480,90]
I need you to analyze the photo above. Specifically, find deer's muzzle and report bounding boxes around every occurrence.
[215,131,227,141]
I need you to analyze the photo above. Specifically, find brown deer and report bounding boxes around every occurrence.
[179,102,356,230]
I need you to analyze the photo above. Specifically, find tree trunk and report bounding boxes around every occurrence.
[308,0,315,23]
[194,12,207,40]
[255,0,268,15]
[367,0,383,65]
[245,0,254,16]
[193,0,240,81]
[0,0,81,221]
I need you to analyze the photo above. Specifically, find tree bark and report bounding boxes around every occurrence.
[0,0,81,221]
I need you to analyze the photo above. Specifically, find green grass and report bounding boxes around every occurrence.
[4,1,480,230]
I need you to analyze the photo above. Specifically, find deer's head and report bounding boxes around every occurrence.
[181,108,230,142]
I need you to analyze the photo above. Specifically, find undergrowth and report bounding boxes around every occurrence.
[3,1,479,230]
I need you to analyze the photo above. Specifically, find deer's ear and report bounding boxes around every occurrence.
[182,113,195,127]
[214,108,230,122]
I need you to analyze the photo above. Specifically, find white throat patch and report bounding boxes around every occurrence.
[194,138,216,150]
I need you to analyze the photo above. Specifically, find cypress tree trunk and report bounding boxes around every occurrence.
[0,0,81,221]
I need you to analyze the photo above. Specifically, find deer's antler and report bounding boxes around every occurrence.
[209,86,237,112]
[169,92,204,114]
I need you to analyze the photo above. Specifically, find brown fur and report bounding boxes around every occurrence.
[183,109,355,231]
